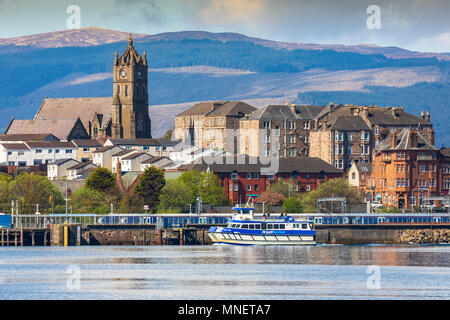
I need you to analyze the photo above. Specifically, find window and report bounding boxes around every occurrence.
[348,146,352,155]
[83,147,89,152]
[247,173,252,180]
[66,149,72,154]
[420,164,426,172]
[55,149,59,153]
[302,223,308,229]
[231,172,238,180]
[254,185,259,192]
[125,85,128,96]
[254,173,259,180]
[233,185,238,191]
[247,185,251,191]
[143,146,149,151]
[306,185,311,191]
[36,149,42,153]
[18,151,24,156]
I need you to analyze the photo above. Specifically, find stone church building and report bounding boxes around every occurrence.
[5,35,152,141]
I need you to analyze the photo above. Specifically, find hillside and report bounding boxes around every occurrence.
[0,28,448,145]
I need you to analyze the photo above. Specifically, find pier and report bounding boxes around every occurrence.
[0,213,448,246]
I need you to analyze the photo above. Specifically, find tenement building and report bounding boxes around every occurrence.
[368,128,441,209]
[239,104,325,158]
[4,35,152,141]
[309,104,433,169]
[174,101,257,152]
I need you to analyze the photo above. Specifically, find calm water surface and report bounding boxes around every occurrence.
[0,244,449,300]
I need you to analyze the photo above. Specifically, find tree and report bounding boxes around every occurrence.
[158,179,193,211]
[301,178,364,213]
[179,170,203,203]
[283,197,303,213]
[70,187,110,214]
[134,166,166,211]
[257,191,286,206]
[199,171,227,205]
[86,167,116,193]
[9,172,63,213]
[162,129,174,140]
[270,178,299,198]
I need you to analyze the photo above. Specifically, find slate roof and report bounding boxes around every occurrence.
[355,162,371,173]
[34,97,112,131]
[48,159,79,166]
[108,138,160,146]
[376,129,438,152]
[439,148,450,158]
[122,152,151,160]
[0,134,58,142]
[331,116,371,131]
[5,119,82,140]
[25,141,76,149]
[67,161,96,171]
[182,155,342,174]
[176,101,256,117]
[71,139,102,148]
[92,145,122,153]
[141,156,171,164]
[0,143,30,150]
[247,104,326,121]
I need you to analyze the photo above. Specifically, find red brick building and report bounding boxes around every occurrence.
[183,156,343,204]
[367,128,444,209]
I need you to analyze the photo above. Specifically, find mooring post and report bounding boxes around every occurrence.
[180,228,183,246]
[31,231,35,246]
[20,226,23,246]
[6,229,9,246]
[1,228,4,246]
[14,230,17,246]
[202,229,205,245]
[143,228,146,246]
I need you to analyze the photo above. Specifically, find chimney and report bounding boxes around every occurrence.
[116,159,122,181]
[391,107,398,118]
[425,111,431,123]
[409,130,418,149]
[428,129,435,145]
[391,130,397,148]
[420,111,425,120]
[290,104,296,114]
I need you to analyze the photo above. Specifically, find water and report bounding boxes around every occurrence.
[0,244,449,300]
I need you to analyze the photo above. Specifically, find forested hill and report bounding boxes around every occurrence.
[0,28,448,145]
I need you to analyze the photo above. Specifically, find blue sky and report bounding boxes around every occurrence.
[0,0,449,52]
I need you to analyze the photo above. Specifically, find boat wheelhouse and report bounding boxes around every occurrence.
[208,205,316,245]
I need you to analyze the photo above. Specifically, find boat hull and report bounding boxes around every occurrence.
[208,231,316,246]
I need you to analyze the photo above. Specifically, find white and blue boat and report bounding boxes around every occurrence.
[208,205,316,245]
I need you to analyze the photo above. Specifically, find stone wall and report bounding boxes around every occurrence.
[395,229,449,244]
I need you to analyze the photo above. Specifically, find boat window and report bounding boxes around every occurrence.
[302,223,308,229]
[254,224,261,230]
[261,224,266,230]
[273,224,279,230]
[279,224,285,229]
[267,224,273,229]
[242,224,248,229]
[248,224,254,229]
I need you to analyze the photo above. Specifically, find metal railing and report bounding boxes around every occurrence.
[8,212,450,229]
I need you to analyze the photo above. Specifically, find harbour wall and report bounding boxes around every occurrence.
[3,224,449,246]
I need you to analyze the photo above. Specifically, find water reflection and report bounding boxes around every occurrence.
[0,245,448,299]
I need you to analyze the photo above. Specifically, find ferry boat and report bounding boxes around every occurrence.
[207,204,316,246]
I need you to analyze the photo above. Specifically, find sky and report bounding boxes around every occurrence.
[0,0,449,52]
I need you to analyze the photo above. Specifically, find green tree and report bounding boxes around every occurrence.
[199,171,227,205]
[158,179,193,211]
[270,178,299,198]
[9,172,63,214]
[179,170,203,203]
[70,187,110,214]
[134,166,166,211]
[162,129,174,140]
[86,167,116,193]
[283,197,303,213]
[301,178,363,213]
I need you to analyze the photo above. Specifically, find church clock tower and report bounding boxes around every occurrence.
[112,34,151,139]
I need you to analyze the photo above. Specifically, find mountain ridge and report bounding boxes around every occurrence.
[1,27,448,61]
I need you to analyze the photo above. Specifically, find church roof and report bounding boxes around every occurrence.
[34,97,112,130]
[5,119,83,141]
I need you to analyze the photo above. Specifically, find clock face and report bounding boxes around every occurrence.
[120,69,127,78]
